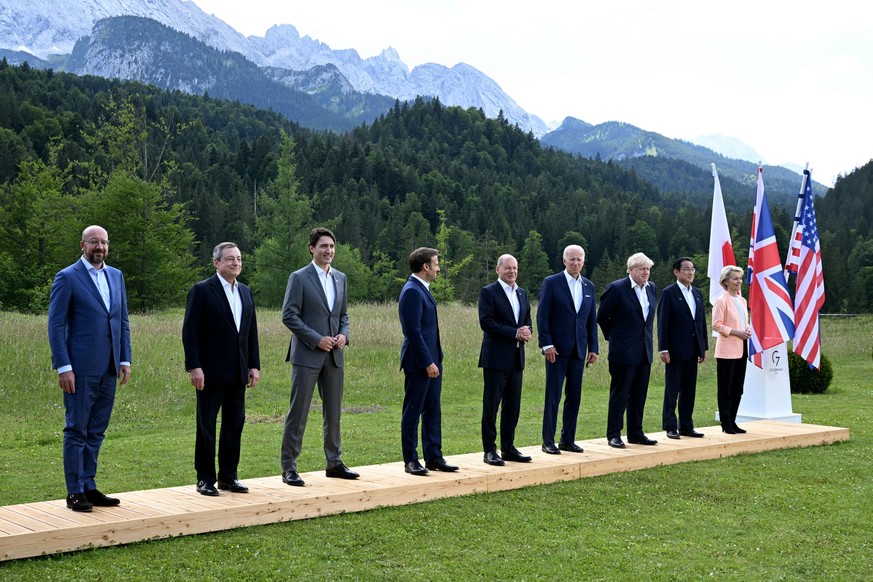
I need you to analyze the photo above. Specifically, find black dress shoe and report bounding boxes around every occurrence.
[326,463,360,480]
[501,447,532,463]
[628,436,658,445]
[558,441,584,453]
[404,461,429,476]
[666,430,681,440]
[541,443,561,455]
[721,425,737,434]
[217,479,249,493]
[282,470,305,487]
[484,451,505,466]
[607,437,626,449]
[680,429,705,438]
[84,488,120,506]
[425,457,459,472]
[66,492,93,512]
[196,480,219,496]
[733,424,747,434]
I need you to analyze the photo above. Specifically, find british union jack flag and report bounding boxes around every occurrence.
[746,168,795,367]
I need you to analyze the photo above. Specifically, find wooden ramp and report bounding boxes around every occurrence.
[0,420,849,561]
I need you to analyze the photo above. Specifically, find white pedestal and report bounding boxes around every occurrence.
[715,343,801,424]
[737,343,801,423]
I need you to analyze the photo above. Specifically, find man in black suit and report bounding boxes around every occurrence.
[657,257,708,439]
[598,252,658,449]
[398,247,457,475]
[537,245,599,455]
[182,242,260,496]
[478,254,533,466]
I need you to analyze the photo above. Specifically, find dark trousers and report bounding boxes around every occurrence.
[63,370,118,494]
[606,360,651,439]
[716,350,747,427]
[195,379,246,484]
[481,358,523,453]
[401,365,443,463]
[542,353,586,446]
[662,358,699,432]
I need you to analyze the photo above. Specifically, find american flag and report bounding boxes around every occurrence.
[747,168,795,367]
[788,170,825,368]
[784,170,809,278]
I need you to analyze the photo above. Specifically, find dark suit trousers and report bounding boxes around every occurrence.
[195,379,246,484]
[401,365,443,463]
[62,369,118,494]
[606,359,651,439]
[716,350,747,426]
[662,358,699,432]
[481,354,523,453]
[542,353,585,446]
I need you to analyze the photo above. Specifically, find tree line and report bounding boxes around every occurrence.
[1,61,870,312]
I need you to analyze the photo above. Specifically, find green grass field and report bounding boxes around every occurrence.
[1,306,871,579]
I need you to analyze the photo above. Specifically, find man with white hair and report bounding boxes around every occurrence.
[598,252,658,449]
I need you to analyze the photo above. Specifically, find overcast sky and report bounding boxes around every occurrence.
[192,0,871,187]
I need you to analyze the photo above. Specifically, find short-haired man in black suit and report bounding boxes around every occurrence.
[478,254,533,466]
[657,257,708,439]
[182,242,260,496]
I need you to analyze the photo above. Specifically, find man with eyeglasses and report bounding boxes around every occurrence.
[656,257,708,439]
[48,225,132,512]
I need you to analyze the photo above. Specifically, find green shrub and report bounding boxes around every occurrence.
[788,350,834,394]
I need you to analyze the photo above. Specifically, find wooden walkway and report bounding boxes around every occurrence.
[0,420,849,561]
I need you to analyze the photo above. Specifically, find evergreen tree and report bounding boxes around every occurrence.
[251,131,313,305]
[517,230,551,299]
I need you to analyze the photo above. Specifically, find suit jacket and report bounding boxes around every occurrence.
[656,282,708,360]
[182,274,260,387]
[712,291,748,359]
[598,276,657,365]
[536,272,599,359]
[399,276,442,372]
[48,258,131,376]
[282,263,350,368]
[478,280,532,370]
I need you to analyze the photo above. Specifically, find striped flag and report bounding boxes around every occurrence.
[784,170,809,278]
[747,167,795,367]
[708,163,736,306]
[789,170,826,368]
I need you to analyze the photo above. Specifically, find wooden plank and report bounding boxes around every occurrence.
[0,421,850,562]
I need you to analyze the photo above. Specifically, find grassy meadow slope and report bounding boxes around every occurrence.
[0,306,870,579]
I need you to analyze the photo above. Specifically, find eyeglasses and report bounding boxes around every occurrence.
[84,239,109,246]
[680,267,696,272]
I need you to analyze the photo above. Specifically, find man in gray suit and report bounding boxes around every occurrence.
[280,227,358,486]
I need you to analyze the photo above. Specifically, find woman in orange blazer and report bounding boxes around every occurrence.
[712,266,751,434]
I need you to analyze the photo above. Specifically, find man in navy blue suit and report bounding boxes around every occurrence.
[598,252,658,449]
[536,245,599,455]
[657,257,708,439]
[398,247,458,475]
[48,225,132,512]
[183,242,260,496]
[478,254,533,466]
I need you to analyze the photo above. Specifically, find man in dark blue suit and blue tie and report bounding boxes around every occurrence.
[398,247,458,476]
[478,254,533,466]
[598,252,658,449]
[536,245,599,455]
[657,257,708,439]
[48,225,132,512]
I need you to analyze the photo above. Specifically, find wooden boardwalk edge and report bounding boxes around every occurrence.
[0,420,850,561]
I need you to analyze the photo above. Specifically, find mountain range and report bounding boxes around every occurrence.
[0,0,823,201]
